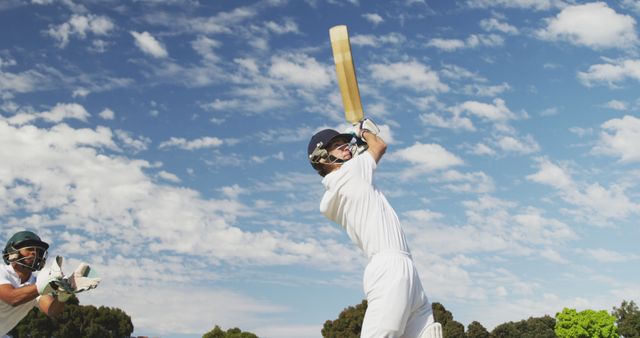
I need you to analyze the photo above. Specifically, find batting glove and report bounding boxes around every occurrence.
[356,118,380,140]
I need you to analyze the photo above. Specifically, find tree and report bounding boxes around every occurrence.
[490,315,556,338]
[322,299,367,338]
[467,321,490,338]
[202,325,258,338]
[322,300,466,338]
[432,302,465,338]
[9,297,133,338]
[555,308,619,338]
[612,300,640,338]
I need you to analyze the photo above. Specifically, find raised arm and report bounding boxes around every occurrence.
[362,129,386,163]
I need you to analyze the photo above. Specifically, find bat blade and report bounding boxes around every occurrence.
[330,25,364,124]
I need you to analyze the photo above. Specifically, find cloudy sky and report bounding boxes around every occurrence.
[1,0,639,337]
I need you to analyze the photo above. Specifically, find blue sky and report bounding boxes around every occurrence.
[1,0,639,337]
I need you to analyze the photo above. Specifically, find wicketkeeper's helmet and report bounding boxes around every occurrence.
[2,230,49,271]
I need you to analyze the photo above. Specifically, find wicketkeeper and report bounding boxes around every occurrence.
[0,230,101,336]
[308,119,442,338]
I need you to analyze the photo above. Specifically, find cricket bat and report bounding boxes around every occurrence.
[330,25,364,125]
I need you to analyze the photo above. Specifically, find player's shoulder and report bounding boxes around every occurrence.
[0,264,13,284]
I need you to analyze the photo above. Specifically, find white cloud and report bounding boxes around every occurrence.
[191,35,221,63]
[604,100,628,111]
[495,134,540,154]
[350,33,406,47]
[268,53,331,89]
[369,60,449,93]
[621,0,640,14]
[471,143,496,156]
[463,83,511,97]
[114,129,150,152]
[0,69,50,96]
[427,34,504,51]
[454,98,516,122]
[537,2,638,49]
[438,170,495,193]
[8,102,92,125]
[157,170,181,183]
[577,248,639,262]
[419,112,476,131]
[72,88,90,97]
[362,13,384,25]
[526,158,574,189]
[82,277,287,335]
[170,6,258,35]
[47,14,115,48]
[577,59,640,88]
[0,56,16,68]
[158,136,224,150]
[440,64,484,81]
[40,103,90,122]
[131,31,168,58]
[219,184,247,199]
[403,209,444,223]
[480,17,519,35]
[99,108,115,120]
[427,38,466,51]
[393,142,463,178]
[466,0,562,10]
[513,208,574,245]
[593,115,640,162]
[264,18,299,34]
[527,157,640,225]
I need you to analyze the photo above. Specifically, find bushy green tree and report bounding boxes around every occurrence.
[612,300,640,338]
[321,299,367,338]
[555,308,618,338]
[9,296,133,338]
[432,302,465,338]
[467,320,490,338]
[490,315,556,338]
[322,300,466,338]
[202,325,258,338]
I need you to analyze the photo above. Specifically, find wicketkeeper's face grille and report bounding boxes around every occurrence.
[4,245,48,271]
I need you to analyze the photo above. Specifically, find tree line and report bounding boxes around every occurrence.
[321,299,640,338]
[10,297,639,337]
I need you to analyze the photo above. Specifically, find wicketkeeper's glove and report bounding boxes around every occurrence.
[56,262,101,303]
[35,256,72,296]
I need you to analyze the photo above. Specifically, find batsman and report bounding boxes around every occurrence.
[308,25,443,338]
[308,123,442,338]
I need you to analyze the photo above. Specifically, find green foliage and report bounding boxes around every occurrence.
[321,299,367,338]
[555,308,619,338]
[490,315,556,338]
[466,321,490,338]
[9,298,133,338]
[612,300,640,338]
[432,302,465,338]
[320,300,466,338]
[202,325,258,338]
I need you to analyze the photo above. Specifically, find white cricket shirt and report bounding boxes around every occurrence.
[320,151,410,258]
[0,264,38,337]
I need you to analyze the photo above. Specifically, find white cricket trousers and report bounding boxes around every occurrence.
[361,251,435,338]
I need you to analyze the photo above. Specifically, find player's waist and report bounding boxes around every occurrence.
[368,249,412,259]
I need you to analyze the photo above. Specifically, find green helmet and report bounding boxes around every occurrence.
[2,230,49,271]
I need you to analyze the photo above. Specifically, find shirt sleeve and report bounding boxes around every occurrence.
[0,267,12,285]
[347,151,377,184]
